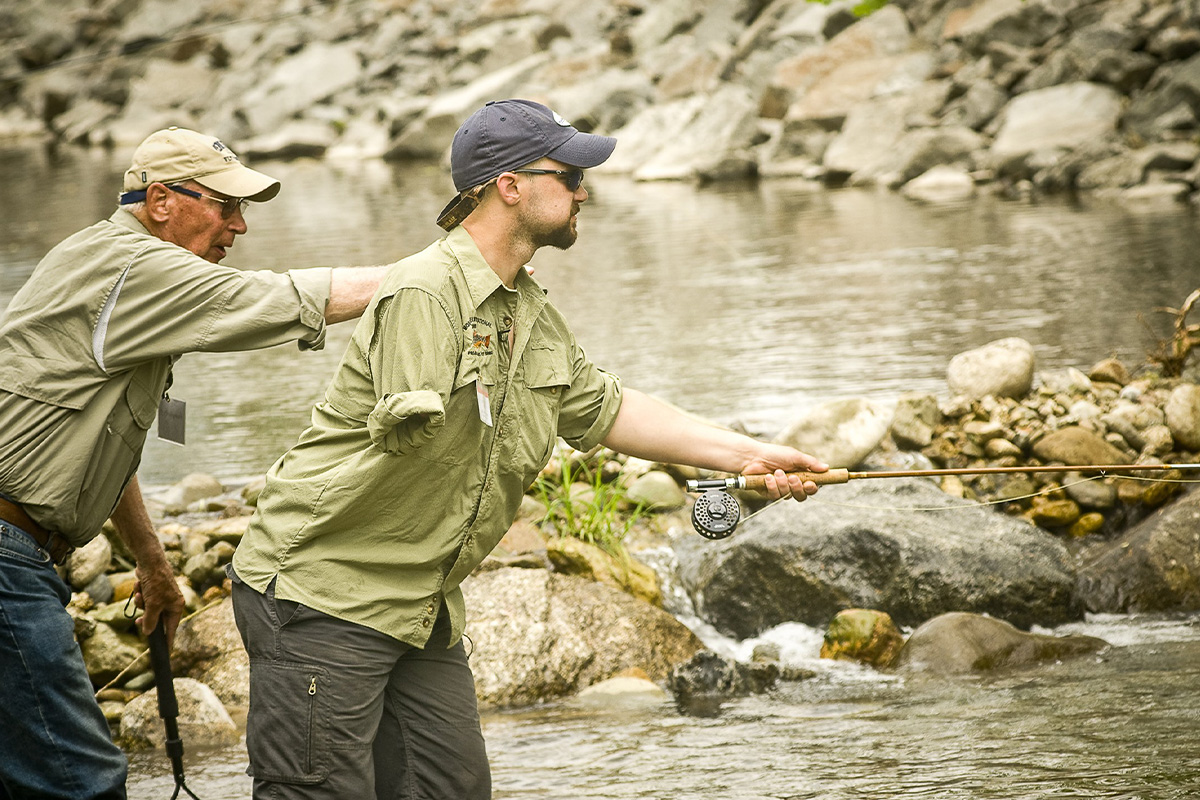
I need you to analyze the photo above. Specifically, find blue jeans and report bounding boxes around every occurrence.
[0,522,127,800]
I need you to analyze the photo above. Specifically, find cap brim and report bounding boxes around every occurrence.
[546,131,617,169]
[194,164,281,202]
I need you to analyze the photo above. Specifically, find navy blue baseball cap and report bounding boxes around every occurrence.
[437,99,616,229]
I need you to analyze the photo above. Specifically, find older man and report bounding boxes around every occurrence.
[0,126,384,799]
[230,99,827,799]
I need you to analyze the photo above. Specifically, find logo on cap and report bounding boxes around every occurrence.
[552,112,572,127]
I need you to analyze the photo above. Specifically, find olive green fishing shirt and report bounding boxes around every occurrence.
[232,225,623,648]
[0,209,331,546]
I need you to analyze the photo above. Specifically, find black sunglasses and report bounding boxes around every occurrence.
[511,168,585,192]
[166,184,249,219]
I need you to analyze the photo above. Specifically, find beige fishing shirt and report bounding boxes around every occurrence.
[0,209,331,546]
[232,225,623,648]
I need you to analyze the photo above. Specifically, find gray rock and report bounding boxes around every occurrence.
[946,0,1066,55]
[633,85,760,182]
[236,41,363,135]
[625,471,687,511]
[883,126,984,188]
[940,79,1008,131]
[120,678,239,749]
[895,612,1107,674]
[947,337,1035,400]
[1165,384,1200,452]
[666,649,780,715]
[386,54,550,160]
[676,477,1081,638]
[82,572,114,605]
[1123,52,1200,142]
[901,164,976,203]
[990,83,1123,175]
[822,93,913,181]
[66,535,112,591]
[1032,426,1132,466]
[172,599,249,709]
[891,392,940,449]
[1077,487,1200,613]
[241,120,337,160]
[773,397,892,469]
[80,623,146,687]
[1064,474,1117,510]
[463,568,703,709]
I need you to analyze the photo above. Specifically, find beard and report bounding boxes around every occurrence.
[532,217,577,251]
[520,200,579,251]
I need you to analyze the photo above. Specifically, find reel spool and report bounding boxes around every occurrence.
[691,490,741,539]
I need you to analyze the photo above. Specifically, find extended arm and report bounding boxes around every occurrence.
[111,475,185,646]
[325,266,388,324]
[600,388,828,501]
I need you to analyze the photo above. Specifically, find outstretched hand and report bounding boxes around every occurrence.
[742,444,828,502]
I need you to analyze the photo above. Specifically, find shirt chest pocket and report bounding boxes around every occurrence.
[510,342,569,478]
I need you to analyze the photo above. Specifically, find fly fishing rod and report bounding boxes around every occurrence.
[684,462,1200,539]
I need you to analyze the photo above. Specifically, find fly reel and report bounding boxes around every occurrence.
[690,489,742,539]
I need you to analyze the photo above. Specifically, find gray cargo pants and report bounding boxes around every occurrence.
[229,569,490,799]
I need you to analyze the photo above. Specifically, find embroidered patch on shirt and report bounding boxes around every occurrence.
[463,316,495,358]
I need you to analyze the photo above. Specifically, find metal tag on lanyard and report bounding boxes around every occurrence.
[158,394,186,445]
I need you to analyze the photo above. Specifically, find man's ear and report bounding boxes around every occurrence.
[493,173,523,206]
[143,183,173,223]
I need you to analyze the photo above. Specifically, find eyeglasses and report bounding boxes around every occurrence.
[166,184,249,218]
[511,168,585,192]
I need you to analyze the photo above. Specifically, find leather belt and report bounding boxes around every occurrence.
[0,497,74,564]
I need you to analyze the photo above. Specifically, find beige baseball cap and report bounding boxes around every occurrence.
[121,127,280,202]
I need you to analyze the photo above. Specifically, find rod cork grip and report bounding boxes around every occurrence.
[742,469,850,491]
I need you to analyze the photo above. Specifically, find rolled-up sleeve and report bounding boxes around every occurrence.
[367,289,459,455]
[367,390,445,454]
[286,267,332,351]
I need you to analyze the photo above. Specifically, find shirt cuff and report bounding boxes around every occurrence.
[565,371,623,452]
[368,390,446,454]
[287,267,332,351]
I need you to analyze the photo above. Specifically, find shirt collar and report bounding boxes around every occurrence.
[445,226,549,312]
[109,207,153,236]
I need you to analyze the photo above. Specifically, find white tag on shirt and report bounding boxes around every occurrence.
[476,378,493,427]
[157,396,186,445]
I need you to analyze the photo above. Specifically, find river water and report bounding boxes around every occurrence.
[3,143,1200,798]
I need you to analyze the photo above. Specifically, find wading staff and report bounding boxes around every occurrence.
[147,621,203,800]
[685,462,1200,538]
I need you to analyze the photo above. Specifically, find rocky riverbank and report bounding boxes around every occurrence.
[59,334,1200,747]
[5,0,1200,203]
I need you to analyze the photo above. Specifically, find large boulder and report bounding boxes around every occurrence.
[990,83,1123,175]
[119,678,240,749]
[676,477,1081,639]
[1076,488,1200,613]
[171,598,250,709]
[773,397,892,469]
[895,612,1107,675]
[463,568,703,709]
[947,337,1035,400]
